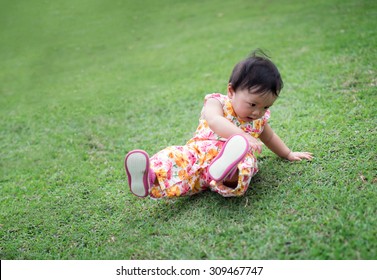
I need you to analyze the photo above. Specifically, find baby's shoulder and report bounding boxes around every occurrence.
[204,93,228,104]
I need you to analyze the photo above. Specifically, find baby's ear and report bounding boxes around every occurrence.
[227,83,235,98]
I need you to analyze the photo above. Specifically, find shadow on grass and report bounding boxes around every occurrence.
[134,157,286,225]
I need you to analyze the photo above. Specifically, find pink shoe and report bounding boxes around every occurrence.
[124,150,151,198]
[208,135,249,181]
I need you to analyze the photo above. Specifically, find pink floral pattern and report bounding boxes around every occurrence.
[149,93,270,198]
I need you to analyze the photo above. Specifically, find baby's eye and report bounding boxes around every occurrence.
[264,106,270,110]
[250,104,256,107]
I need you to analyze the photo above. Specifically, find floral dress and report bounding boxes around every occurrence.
[149,93,270,198]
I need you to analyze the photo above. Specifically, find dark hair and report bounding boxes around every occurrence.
[228,49,283,96]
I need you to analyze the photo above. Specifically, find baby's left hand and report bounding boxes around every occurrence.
[287,151,313,161]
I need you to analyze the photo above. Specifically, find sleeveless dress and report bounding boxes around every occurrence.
[149,93,270,198]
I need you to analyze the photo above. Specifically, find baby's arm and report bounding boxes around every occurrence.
[204,98,262,153]
[259,124,313,161]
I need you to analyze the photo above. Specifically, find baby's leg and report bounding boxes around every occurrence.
[149,144,212,199]
[209,161,257,197]
[208,135,258,197]
[223,169,239,189]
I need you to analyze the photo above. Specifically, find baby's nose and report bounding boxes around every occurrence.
[251,110,261,117]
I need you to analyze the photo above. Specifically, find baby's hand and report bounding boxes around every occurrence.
[244,134,263,154]
[286,151,313,161]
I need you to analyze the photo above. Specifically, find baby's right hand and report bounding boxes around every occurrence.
[244,134,263,154]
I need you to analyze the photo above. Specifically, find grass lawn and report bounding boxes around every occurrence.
[0,0,376,259]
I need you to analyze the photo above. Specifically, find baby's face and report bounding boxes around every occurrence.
[228,86,277,122]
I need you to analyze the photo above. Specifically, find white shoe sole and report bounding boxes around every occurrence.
[208,135,249,181]
[124,150,149,197]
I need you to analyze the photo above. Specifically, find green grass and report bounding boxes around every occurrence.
[1,0,376,259]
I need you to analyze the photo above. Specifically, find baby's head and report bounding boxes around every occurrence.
[227,50,284,122]
[229,49,283,96]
